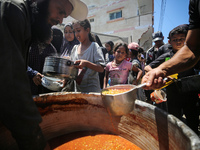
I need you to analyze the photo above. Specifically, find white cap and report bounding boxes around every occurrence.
[69,0,88,20]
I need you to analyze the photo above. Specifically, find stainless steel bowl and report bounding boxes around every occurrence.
[43,56,78,79]
[101,84,137,116]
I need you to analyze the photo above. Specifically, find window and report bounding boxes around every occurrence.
[89,18,94,23]
[109,10,122,20]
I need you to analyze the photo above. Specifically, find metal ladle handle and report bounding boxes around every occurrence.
[136,77,168,89]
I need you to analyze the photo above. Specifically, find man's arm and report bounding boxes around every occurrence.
[144,65,152,73]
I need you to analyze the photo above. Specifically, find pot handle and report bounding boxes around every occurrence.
[66,60,73,66]
[66,60,80,66]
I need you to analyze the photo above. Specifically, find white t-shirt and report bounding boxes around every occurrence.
[70,42,105,93]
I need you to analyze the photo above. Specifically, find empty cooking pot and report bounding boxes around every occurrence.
[43,56,78,79]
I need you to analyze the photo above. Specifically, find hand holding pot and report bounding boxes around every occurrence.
[74,59,104,73]
[33,72,44,86]
[43,56,79,79]
[74,59,88,69]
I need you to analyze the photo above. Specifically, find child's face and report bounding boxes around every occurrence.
[114,46,127,62]
[105,43,111,51]
[169,33,186,52]
[64,26,74,42]
[73,23,89,43]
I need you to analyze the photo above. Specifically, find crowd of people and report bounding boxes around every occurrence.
[1,0,200,149]
[28,18,200,136]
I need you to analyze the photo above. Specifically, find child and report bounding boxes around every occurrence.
[128,42,146,101]
[103,42,142,88]
[60,23,80,92]
[145,25,189,71]
[127,42,141,85]
[69,19,105,93]
[105,41,114,63]
[138,53,146,76]
[144,24,199,135]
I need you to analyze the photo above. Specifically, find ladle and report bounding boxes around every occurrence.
[101,74,200,116]
[101,78,168,116]
[101,84,144,116]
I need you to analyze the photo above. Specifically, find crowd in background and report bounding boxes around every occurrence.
[28,18,200,136]
[1,0,200,149]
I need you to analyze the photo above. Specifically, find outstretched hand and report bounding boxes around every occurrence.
[141,68,166,90]
[33,73,44,86]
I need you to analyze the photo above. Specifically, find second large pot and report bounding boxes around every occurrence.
[43,56,78,79]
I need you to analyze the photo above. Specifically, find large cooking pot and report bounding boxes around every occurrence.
[43,56,78,79]
[1,92,200,150]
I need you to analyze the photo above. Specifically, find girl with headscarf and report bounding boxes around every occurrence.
[60,23,80,56]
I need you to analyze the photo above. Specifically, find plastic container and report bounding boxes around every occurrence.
[150,89,167,104]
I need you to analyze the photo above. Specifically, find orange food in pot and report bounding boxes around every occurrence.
[53,134,141,150]
[102,88,131,95]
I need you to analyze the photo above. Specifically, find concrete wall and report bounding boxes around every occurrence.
[63,0,153,51]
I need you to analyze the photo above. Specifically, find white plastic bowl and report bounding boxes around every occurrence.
[41,76,63,91]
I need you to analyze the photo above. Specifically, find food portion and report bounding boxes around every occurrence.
[150,89,167,104]
[102,88,131,95]
[156,90,165,99]
[53,133,141,150]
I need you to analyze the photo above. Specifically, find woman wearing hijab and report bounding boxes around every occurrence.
[60,23,80,56]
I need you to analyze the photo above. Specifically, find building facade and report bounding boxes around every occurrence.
[63,0,154,51]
